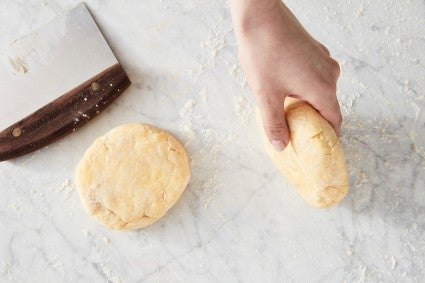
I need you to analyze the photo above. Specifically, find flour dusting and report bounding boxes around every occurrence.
[234,95,254,124]
[57,179,74,200]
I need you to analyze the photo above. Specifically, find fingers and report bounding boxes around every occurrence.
[256,94,289,151]
[321,99,342,135]
[316,40,330,55]
[304,58,342,135]
[309,95,343,135]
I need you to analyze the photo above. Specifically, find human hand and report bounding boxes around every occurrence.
[230,0,342,151]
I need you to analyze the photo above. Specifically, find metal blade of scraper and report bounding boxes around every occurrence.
[0,2,131,162]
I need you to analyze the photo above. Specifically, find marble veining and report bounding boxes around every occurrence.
[0,0,424,282]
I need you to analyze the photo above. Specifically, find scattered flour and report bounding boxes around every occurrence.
[356,3,365,17]
[10,57,28,73]
[199,88,208,104]
[229,64,247,88]
[210,133,237,156]
[411,102,421,122]
[179,99,197,145]
[97,262,121,283]
[179,99,196,117]
[57,179,74,200]
[389,256,396,270]
[177,91,240,208]
[234,95,254,124]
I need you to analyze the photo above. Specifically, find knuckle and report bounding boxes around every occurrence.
[254,87,286,107]
[319,42,330,55]
[264,122,287,134]
[330,58,341,77]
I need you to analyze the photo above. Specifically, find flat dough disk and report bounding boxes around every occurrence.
[257,98,348,208]
[75,123,190,230]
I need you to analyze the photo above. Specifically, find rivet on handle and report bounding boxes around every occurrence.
[12,127,22,137]
[90,82,100,91]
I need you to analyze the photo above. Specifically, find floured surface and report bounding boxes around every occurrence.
[0,0,424,282]
[75,123,190,230]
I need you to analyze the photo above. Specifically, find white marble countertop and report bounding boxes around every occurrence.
[0,0,424,282]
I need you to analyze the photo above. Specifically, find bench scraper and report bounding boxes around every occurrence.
[0,2,131,162]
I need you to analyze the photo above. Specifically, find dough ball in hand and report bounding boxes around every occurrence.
[257,98,348,208]
[75,123,190,230]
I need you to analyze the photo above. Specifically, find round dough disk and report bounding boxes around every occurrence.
[75,123,190,230]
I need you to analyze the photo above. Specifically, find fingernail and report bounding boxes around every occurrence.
[271,140,286,151]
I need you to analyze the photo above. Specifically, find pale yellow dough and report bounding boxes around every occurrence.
[258,98,348,208]
[75,123,190,230]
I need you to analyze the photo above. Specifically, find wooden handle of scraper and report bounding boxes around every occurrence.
[0,63,131,162]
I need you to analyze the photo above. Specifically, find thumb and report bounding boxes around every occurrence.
[257,95,289,151]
